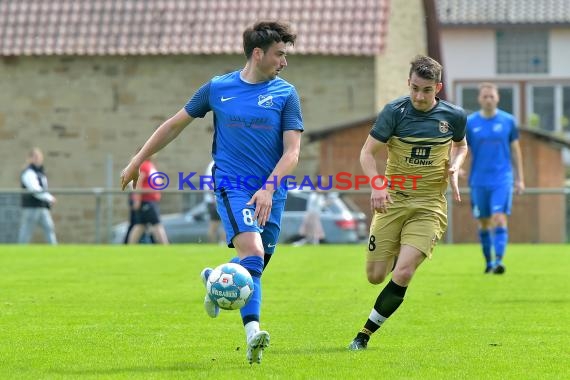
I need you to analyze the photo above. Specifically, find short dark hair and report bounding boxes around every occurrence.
[409,55,442,82]
[243,21,296,59]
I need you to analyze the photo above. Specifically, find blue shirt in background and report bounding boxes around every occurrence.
[466,109,519,187]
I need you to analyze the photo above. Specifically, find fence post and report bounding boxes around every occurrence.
[94,188,102,243]
[106,154,114,243]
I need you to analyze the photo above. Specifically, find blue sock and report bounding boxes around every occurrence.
[478,229,493,268]
[239,256,264,325]
[494,226,508,266]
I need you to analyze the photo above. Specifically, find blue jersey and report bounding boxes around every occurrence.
[466,109,519,187]
[184,71,303,199]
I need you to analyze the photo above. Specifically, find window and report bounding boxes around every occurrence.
[456,82,570,134]
[528,86,555,131]
[459,87,480,115]
[526,84,570,133]
[284,194,307,211]
[563,86,570,133]
[456,84,518,118]
[496,30,548,74]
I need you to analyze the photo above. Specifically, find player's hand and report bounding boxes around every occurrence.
[514,180,525,195]
[371,188,393,213]
[120,162,140,191]
[448,165,461,202]
[247,189,273,227]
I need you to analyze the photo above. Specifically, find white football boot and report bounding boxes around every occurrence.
[246,330,270,364]
[200,268,219,318]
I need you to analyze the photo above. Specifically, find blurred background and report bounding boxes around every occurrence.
[0,0,569,244]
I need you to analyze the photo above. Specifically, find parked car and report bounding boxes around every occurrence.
[111,191,367,244]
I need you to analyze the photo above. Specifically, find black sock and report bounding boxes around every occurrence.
[361,280,408,335]
[263,253,272,269]
[356,329,372,342]
[375,279,407,317]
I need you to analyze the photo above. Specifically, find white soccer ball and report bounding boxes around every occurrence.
[206,263,254,310]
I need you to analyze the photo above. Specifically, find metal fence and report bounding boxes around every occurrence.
[1,187,569,244]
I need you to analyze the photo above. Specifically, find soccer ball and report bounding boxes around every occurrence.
[206,263,254,310]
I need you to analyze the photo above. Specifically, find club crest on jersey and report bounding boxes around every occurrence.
[258,94,273,108]
[439,120,450,133]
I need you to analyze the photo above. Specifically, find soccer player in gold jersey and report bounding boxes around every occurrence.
[348,55,468,350]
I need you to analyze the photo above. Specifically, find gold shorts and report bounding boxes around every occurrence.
[366,193,447,262]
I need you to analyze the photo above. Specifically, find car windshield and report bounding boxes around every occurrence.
[284,194,307,211]
[322,197,345,213]
[338,194,362,213]
[285,192,350,214]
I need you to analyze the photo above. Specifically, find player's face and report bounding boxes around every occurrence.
[408,73,442,112]
[478,87,499,113]
[31,150,44,166]
[256,42,288,80]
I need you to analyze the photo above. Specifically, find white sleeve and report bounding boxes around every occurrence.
[21,169,55,203]
[204,161,215,176]
[203,161,215,203]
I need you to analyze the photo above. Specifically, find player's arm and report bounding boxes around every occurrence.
[251,129,302,226]
[121,109,194,190]
[266,130,302,191]
[360,134,392,213]
[510,140,525,194]
[449,137,468,202]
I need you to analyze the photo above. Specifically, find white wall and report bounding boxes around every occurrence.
[441,28,496,101]
[550,29,570,77]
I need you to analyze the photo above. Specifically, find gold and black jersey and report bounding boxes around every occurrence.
[370,96,467,197]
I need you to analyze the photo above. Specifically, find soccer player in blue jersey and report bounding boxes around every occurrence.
[120,21,303,364]
[348,55,468,350]
[466,82,525,274]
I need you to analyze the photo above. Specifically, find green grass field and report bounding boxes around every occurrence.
[0,244,568,380]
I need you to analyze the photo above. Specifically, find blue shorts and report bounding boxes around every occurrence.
[215,187,285,254]
[470,185,513,219]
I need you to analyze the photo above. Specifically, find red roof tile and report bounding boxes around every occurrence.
[0,0,389,56]
[438,0,570,25]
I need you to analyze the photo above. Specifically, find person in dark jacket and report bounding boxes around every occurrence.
[19,147,57,244]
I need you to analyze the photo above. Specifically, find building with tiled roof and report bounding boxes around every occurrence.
[433,0,570,243]
[0,0,388,56]
[437,0,570,26]
[436,0,570,135]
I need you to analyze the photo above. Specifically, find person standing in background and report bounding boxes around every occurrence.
[204,160,226,244]
[19,147,57,244]
[466,82,525,274]
[127,155,169,245]
[293,189,325,246]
